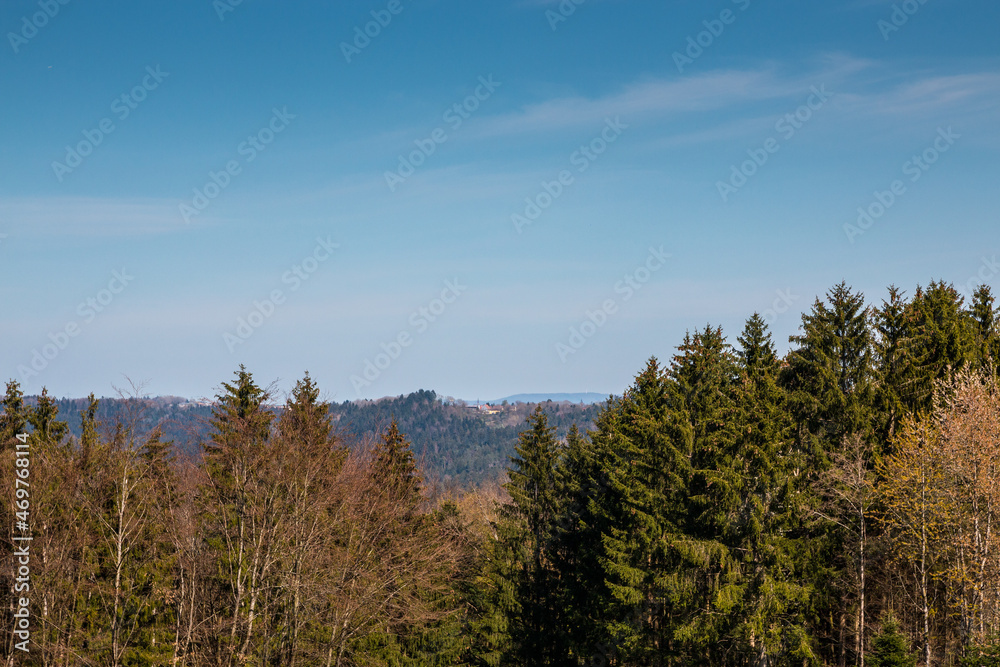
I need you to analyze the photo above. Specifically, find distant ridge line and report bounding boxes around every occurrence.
[483,392,613,405]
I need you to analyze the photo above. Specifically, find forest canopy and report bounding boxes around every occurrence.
[1,279,999,666]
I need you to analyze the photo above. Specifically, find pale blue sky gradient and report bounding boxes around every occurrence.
[1,0,998,401]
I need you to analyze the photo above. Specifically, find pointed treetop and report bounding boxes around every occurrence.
[737,313,778,380]
[208,365,273,453]
[1,380,27,443]
[80,393,100,451]
[27,387,68,444]
[971,284,995,333]
[280,371,335,447]
[290,371,321,406]
[669,325,737,413]
[373,419,421,498]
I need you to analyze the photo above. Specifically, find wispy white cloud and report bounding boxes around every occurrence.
[473,57,999,146]
[850,71,1000,116]
[640,67,1000,149]
[467,56,872,138]
[470,70,783,137]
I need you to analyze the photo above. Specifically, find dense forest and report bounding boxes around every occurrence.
[44,391,604,487]
[2,279,1000,666]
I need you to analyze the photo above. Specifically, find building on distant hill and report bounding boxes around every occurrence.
[466,402,503,415]
[179,399,215,408]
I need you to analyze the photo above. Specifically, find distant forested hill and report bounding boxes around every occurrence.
[329,390,605,486]
[44,390,604,486]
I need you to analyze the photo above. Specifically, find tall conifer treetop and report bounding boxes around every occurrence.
[0,380,27,444]
[27,387,69,444]
[374,419,422,501]
[279,371,335,447]
[206,364,273,456]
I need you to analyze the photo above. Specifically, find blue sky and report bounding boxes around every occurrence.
[1,0,998,402]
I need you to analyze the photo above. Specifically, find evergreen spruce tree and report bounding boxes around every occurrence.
[495,406,564,665]
[589,359,675,662]
[374,419,422,505]
[78,393,100,469]
[27,387,69,444]
[969,285,999,371]
[205,364,273,460]
[780,283,876,663]
[0,380,27,445]
[278,372,337,454]
[669,325,739,541]
[868,614,916,667]
[272,372,342,666]
[0,381,29,658]
[200,365,275,662]
[550,422,610,661]
[585,354,735,664]
[961,637,1000,667]
[872,286,913,451]
[903,281,976,412]
[365,421,467,666]
[727,314,815,664]
[472,521,518,667]
[665,327,748,663]
[782,282,874,466]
